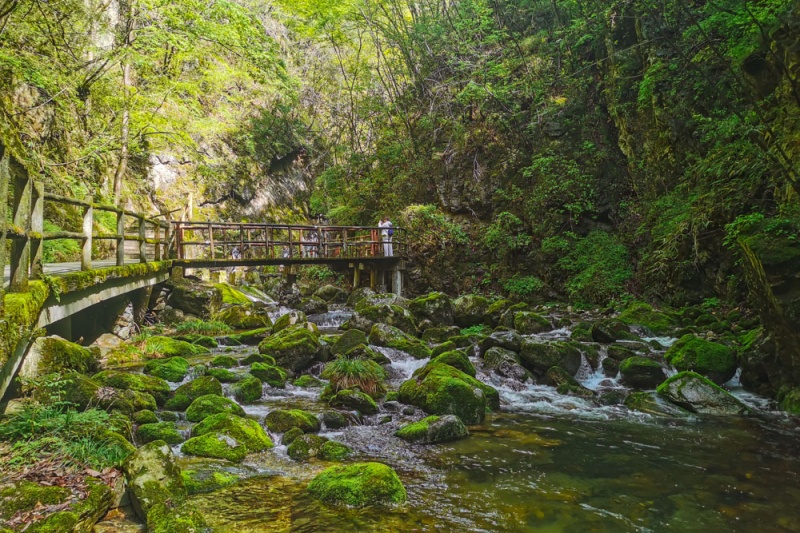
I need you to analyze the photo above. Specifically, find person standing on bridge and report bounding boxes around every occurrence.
[379,217,393,257]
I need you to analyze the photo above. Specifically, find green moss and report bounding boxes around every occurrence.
[394,415,469,444]
[145,336,211,358]
[0,480,70,519]
[287,434,328,461]
[144,357,190,382]
[206,367,241,383]
[135,422,184,445]
[779,388,800,415]
[367,324,431,359]
[272,311,308,333]
[1,281,50,368]
[27,511,79,532]
[425,350,475,377]
[320,440,352,461]
[211,355,237,368]
[329,389,379,414]
[93,371,172,405]
[293,375,324,388]
[258,325,320,373]
[242,352,275,365]
[618,302,677,334]
[214,283,252,305]
[422,326,461,344]
[306,462,407,507]
[192,412,273,451]
[181,432,248,462]
[664,334,737,384]
[182,469,241,495]
[282,427,304,445]
[214,304,272,330]
[513,311,551,334]
[265,409,321,433]
[186,394,245,422]
[227,328,272,346]
[133,409,159,424]
[249,362,288,387]
[231,375,263,403]
[430,341,456,358]
[35,336,99,375]
[146,501,208,533]
[164,376,223,411]
[331,329,368,356]
[385,391,400,402]
[173,334,218,348]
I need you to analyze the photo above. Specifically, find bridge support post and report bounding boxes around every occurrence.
[139,217,147,263]
[369,267,377,290]
[9,168,32,292]
[81,196,92,270]
[391,265,403,296]
[0,146,8,316]
[116,212,125,266]
[30,181,44,280]
[352,263,361,288]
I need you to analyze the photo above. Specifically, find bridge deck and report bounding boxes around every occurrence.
[2,259,146,288]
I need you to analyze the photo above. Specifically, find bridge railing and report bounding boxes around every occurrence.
[173,221,406,261]
[1,149,171,301]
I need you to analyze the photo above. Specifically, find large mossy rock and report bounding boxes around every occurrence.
[123,441,207,532]
[307,462,407,508]
[220,327,271,346]
[478,330,523,354]
[258,325,320,374]
[314,284,349,303]
[179,458,255,495]
[618,302,677,335]
[167,281,222,318]
[93,371,172,406]
[423,350,475,377]
[329,389,379,414]
[408,292,455,326]
[395,415,468,444]
[513,312,551,334]
[164,376,223,411]
[249,363,288,387]
[482,347,530,382]
[331,329,367,356]
[543,366,594,398]
[357,304,418,336]
[181,433,248,463]
[231,375,263,403]
[144,357,190,383]
[452,294,490,327]
[590,320,631,344]
[484,299,513,327]
[422,326,461,344]
[186,394,245,422]
[264,409,321,433]
[354,293,409,312]
[519,341,582,377]
[398,363,499,424]
[272,311,308,334]
[135,422,183,445]
[664,335,737,384]
[24,336,99,376]
[214,304,272,330]
[367,323,431,359]
[192,412,274,451]
[145,336,211,358]
[624,392,693,417]
[299,296,329,315]
[656,372,749,415]
[346,287,376,307]
[619,357,667,389]
[779,388,800,415]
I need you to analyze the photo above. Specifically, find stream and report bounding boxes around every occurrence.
[100,307,800,533]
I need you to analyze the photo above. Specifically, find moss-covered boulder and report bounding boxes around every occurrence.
[206,367,241,383]
[343,343,390,365]
[93,370,172,406]
[624,391,693,417]
[242,352,276,365]
[422,326,461,344]
[144,357,190,382]
[167,281,222,317]
[354,293,409,312]
[0,480,71,520]
[249,362,288,387]
[272,311,308,333]
[293,375,324,388]
[618,302,677,335]
[208,355,235,368]
[192,412,273,451]
[482,299,513,327]
[186,394,245,422]
[664,335,737,384]
[482,347,530,382]
[174,334,218,348]
[346,287,376,307]
[452,294,490,327]
[264,409,321,433]
[607,345,636,361]
[180,458,254,495]
[145,336,211,358]
[314,284,349,303]
[543,366,595,398]
[779,388,800,415]
[307,462,406,507]
[331,329,367,356]
[221,327,271,346]
[135,422,184,445]
[619,357,667,389]
[656,372,749,415]
[408,292,455,326]
[164,376,223,411]
[513,312,551,334]
[214,303,272,330]
[231,375,263,403]
[299,296,329,315]
[478,330,523,355]
[25,335,99,376]
[182,432,248,463]
[519,340,582,377]
[590,320,631,344]
[286,434,327,461]
[133,409,159,424]
[399,363,498,424]
[123,441,207,532]
[282,427,304,446]
[329,389,379,414]
[395,415,469,444]
[423,350,475,377]
[320,411,349,429]
[368,323,431,359]
[356,304,418,336]
[258,325,320,374]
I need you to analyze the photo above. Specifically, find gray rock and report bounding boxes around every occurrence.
[657,372,749,415]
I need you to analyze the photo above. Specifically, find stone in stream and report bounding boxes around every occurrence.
[219,327,271,347]
[186,394,245,422]
[133,409,159,424]
[314,284,349,303]
[408,291,455,326]
[181,432,249,463]
[287,434,352,462]
[357,304,418,336]
[368,323,431,359]
[478,330,523,355]
[164,375,223,411]
[330,329,367,356]
[265,409,321,433]
[342,343,391,365]
[23,335,100,376]
[167,280,222,317]
[123,441,207,531]
[543,366,595,399]
[518,340,582,377]
[395,415,469,444]
[498,303,530,329]
[210,355,237,368]
[329,389,379,415]
[307,462,407,507]
[420,350,475,377]
[319,410,349,429]
[271,311,307,333]
[483,299,513,327]
[92,370,172,406]
[144,335,211,358]
[299,296,329,315]
[514,311,552,334]
[624,391,693,417]
[293,375,324,388]
[179,457,256,495]
[664,334,737,385]
[232,375,263,403]
[422,326,461,344]
[346,287,376,307]
[214,303,272,330]
[452,294,490,327]
[143,357,190,382]
[398,362,499,424]
[656,372,749,415]
[249,362,288,387]
[191,412,274,452]
[258,325,320,374]
[590,320,630,344]
[483,346,531,383]
[619,356,667,389]
[430,341,457,358]
[135,422,184,445]
[607,344,636,362]
[282,427,304,445]
[618,301,678,335]
[206,367,242,383]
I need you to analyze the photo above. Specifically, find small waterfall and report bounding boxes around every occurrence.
[307,310,353,330]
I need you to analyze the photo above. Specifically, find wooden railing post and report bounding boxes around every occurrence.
[176,222,183,259]
[138,216,147,262]
[81,196,93,270]
[9,170,32,291]
[164,221,172,259]
[116,211,125,266]
[154,222,161,261]
[208,223,215,259]
[0,146,9,316]
[30,181,44,280]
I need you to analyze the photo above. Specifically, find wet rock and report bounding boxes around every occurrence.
[186,394,245,422]
[249,363,288,388]
[453,294,490,327]
[293,375,324,388]
[331,329,368,356]
[395,415,469,444]
[343,343,391,364]
[133,409,159,424]
[422,350,475,377]
[484,299,513,327]
[299,296,329,315]
[242,352,274,365]
[264,409,321,433]
[258,325,320,374]
[135,422,183,445]
[159,306,186,325]
[179,457,255,495]
[590,320,629,343]
[408,292,455,326]
[214,303,272,330]
[656,372,749,415]
[220,327,271,346]
[354,293,409,312]
[619,356,666,389]
[164,376,223,411]
[182,432,248,463]
[231,375,263,403]
[210,355,237,368]
[664,334,737,385]
[519,340,582,377]
[543,366,595,398]
[22,335,99,377]
[282,427,304,445]
[307,462,407,507]
[368,323,431,359]
[191,413,274,451]
[422,326,461,344]
[287,434,351,461]
[498,303,529,329]
[478,330,523,355]
[314,284,349,303]
[143,357,190,383]
[144,336,211,358]
[607,345,635,361]
[624,391,693,417]
[431,341,457,357]
[93,371,172,406]
[272,311,308,333]
[167,281,222,318]
[320,410,349,429]
[514,311,552,334]
[602,357,620,377]
[357,304,418,335]
[329,389,379,415]
[346,287,376,307]
[618,302,677,335]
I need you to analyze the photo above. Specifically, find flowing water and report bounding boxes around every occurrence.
[109,309,800,532]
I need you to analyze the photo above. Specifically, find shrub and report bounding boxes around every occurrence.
[321,358,387,397]
[558,231,632,304]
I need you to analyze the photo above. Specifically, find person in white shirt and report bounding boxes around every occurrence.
[379,217,393,257]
